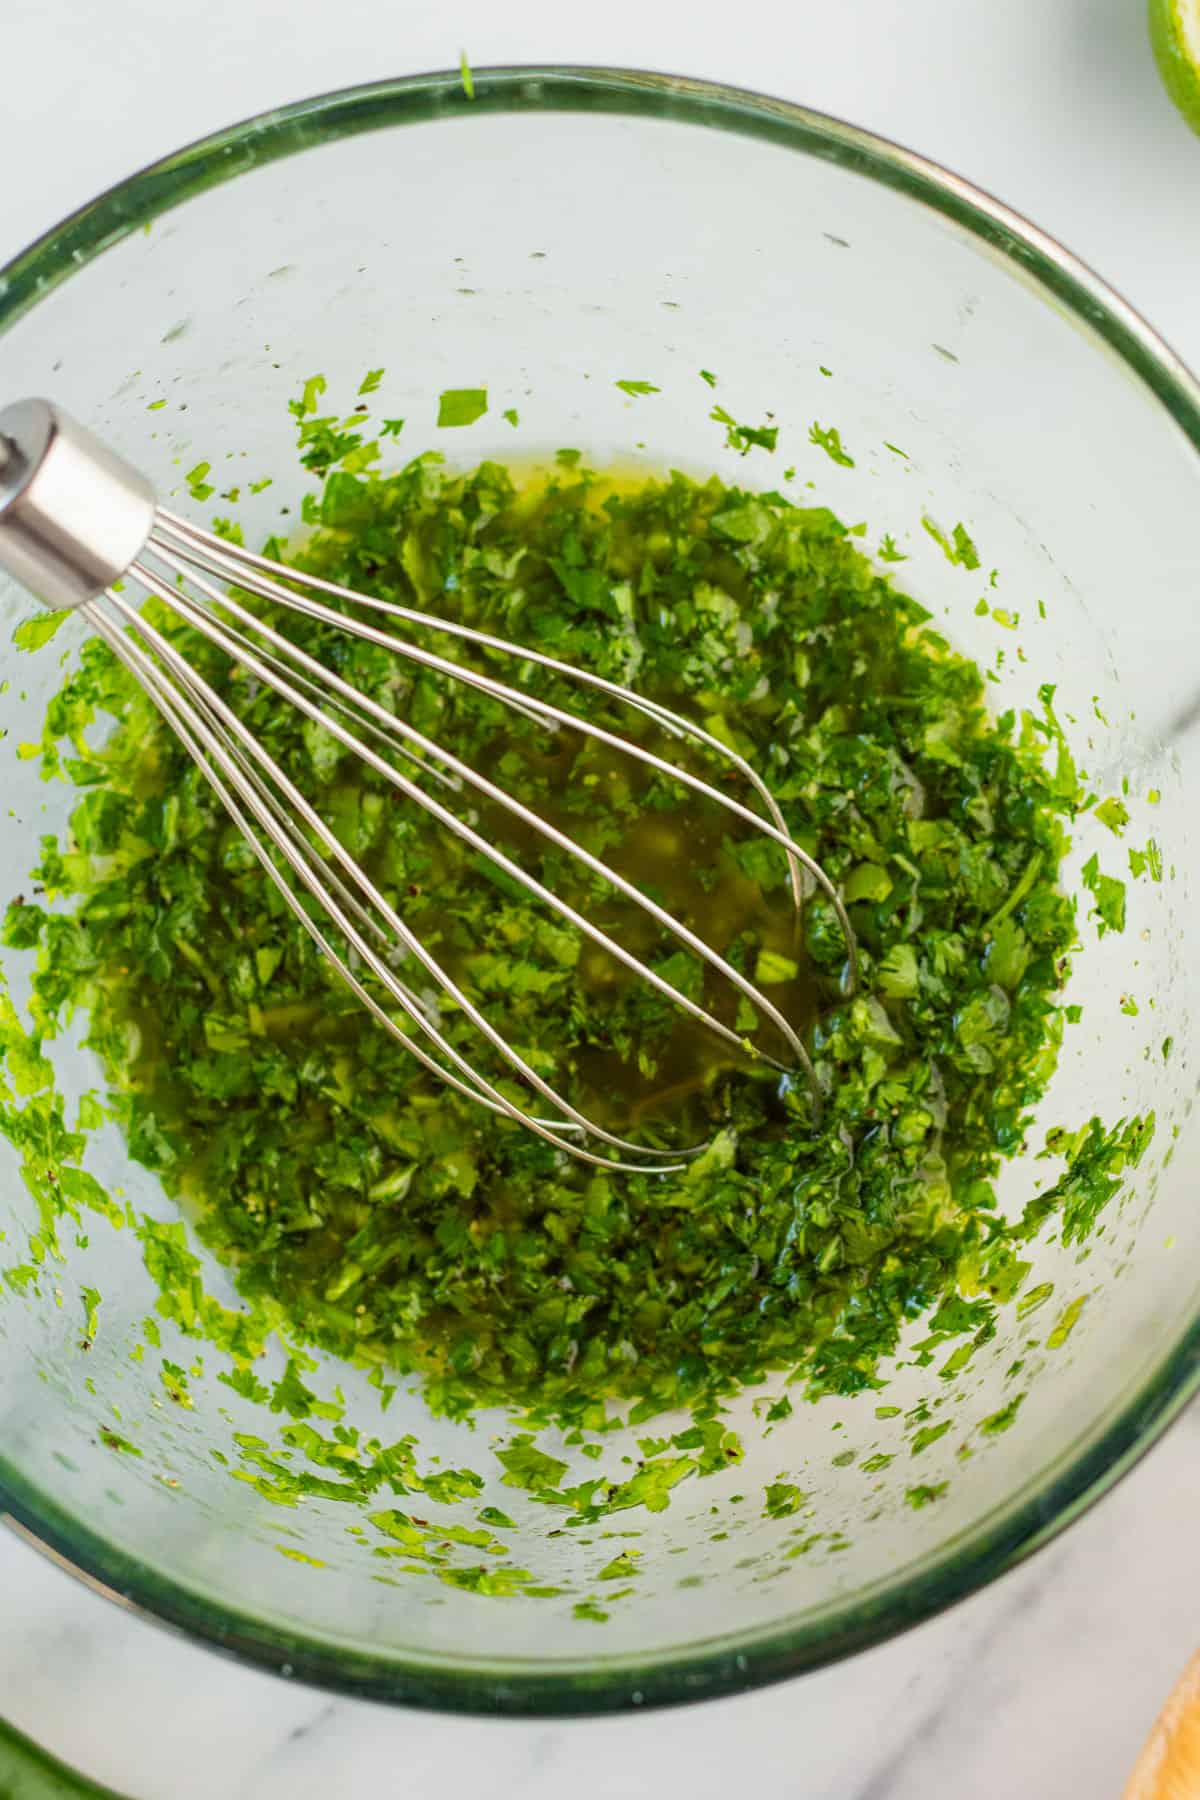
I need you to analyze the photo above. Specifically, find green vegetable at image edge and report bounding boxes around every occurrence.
[6,404,1143,1432]
[0,1717,129,1800]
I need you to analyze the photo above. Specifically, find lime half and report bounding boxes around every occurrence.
[1150,0,1200,134]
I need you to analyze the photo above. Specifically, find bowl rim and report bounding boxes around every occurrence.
[2,62,1200,1719]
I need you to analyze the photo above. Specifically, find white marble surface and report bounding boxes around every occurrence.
[3,1,1200,1795]
[2,1407,1200,1799]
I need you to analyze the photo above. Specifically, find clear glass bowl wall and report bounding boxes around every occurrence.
[0,70,1198,1713]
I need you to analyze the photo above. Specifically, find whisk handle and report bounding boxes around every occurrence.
[0,397,155,610]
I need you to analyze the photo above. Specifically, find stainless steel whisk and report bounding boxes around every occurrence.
[0,399,856,1174]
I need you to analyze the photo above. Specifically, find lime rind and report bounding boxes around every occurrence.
[1149,0,1200,135]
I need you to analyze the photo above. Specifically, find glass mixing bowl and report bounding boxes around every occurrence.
[1,67,1199,1716]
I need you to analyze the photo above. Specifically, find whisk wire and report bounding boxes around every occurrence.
[0,399,862,1173]
[144,540,818,1087]
[154,508,860,963]
[132,514,859,1161]
[101,579,693,1173]
[84,594,689,1176]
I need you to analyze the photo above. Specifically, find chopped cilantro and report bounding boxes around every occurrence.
[978,1394,1025,1435]
[711,406,778,454]
[905,1482,948,1508]
[753,949,798,985]
[985,918,1031,991]
[876,944,918,998]
[99,1428,142,1457]
[185,461,214,502]
[437,387,488,428]
[1046,1296,1087,1348]
[80,1284,101,1345]
[597,1549,641,1581]
[922,517,980,568]
[1020,1116,1154,1247]
[12,613,69,653]
[763,1480,805,1519]
[1128,840,1163,882]
[573,1600,609,1623]
[496,1438,568,1492]
[289,374,327,419]
[1094,796,1129,836]
[615,380,660,397]
[808,422,854,467]
[952,523,980,568]
[1080,853,1127,936]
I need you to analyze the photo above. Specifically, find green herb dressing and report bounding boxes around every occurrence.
[0,384,1158,1615]
[12,440,1099,1422]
